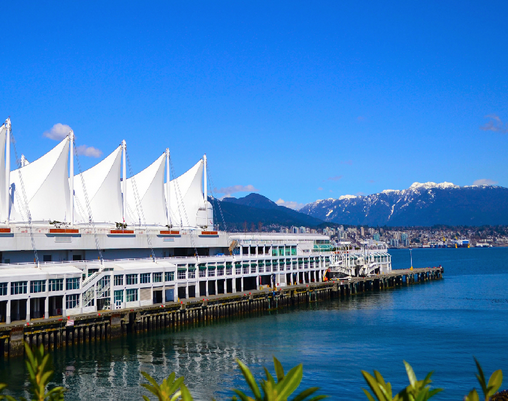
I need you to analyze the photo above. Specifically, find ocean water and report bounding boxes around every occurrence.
[1,247,507,400]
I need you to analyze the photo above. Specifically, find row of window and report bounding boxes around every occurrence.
[113,289,138,303]
[61,288,142,311]
[0,278,81,296]
[113,272,174,286]
[1,272,178,296]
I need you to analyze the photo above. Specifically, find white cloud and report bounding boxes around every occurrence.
[43,123,72,140]
[328,175,343,181]
[214,184,259,196]
[318,187,323,191]
[275,199,305,211]
[473,178,498,186]
[480,114,508,133]
[76,145,102,158]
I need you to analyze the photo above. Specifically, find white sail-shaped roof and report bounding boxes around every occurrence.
[125,153,166,226]
[10,137,70,223]
[0,123,6,222]
[73,146,122,224]
[166,159,205,228]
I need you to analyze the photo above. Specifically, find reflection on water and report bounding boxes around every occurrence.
[1,248,508,400]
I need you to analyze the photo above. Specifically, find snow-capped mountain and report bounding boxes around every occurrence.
[300,182,508,226]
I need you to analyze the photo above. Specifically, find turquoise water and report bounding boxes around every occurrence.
[1,247,507,400]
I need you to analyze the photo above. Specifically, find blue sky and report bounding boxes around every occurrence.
[1,1,507,209]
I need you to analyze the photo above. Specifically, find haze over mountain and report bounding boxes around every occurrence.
[300,182,508,227]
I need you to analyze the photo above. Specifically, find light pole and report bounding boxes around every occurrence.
[409,248,413,270]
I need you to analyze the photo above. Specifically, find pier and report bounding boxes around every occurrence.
[0,267,442,358]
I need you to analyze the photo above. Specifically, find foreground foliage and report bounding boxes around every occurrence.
[0,345,505,400]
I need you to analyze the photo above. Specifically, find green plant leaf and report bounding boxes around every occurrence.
[362,371,387,401]
[293,386,320,401]
[236,360,262,400]
[465,389,479,401]
[474,358,488,397]
[363,388,377,401]
[273,357,285,383]
[486,370,503,398]
[274,364,303,400]
[403,361,417,388]
[180,383,194,401]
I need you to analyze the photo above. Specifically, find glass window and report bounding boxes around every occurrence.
[140,273,150,284]
[49,279,63,292]
[114,275,123,286]
[11,281,27,295]
[114,290,124,302]
[177,270,186,280]
[165,272,174,282]
[126,274,138,285]
[0,282,7,296]
[153,273,162,283]
[30,281,46,294]
[66,277,80,290]
[188,270,195,279]
[126,288,138,302]
[199,269,206,278]
[66,294,79,309]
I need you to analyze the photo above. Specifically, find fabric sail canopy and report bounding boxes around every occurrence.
[125,153,166,226]
[165,159,205,228]
[73,146,122,224]
[10,137,70,223]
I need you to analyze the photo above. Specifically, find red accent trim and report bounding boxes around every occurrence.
[0,228,11,233]
[49,228,79,234]
[159,230,180,235]
[201,231,218,235]
[110,230,135,234]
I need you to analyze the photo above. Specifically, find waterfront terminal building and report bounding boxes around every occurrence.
[0,119,336,324]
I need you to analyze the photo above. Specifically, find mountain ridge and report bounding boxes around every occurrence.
[300,182,508,227]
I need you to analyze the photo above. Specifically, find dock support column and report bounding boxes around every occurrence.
[6,299,11,324]
[110,314,123,338]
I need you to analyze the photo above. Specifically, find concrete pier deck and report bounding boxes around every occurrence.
[0,267,442,358]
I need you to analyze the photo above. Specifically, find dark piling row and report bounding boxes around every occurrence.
[0,267,443,358]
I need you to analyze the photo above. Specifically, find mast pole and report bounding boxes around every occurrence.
[122,140,127,224]
[203,154,207,205]
[5,118,10,224]
[69,130,74,226]
[166,148,170,227]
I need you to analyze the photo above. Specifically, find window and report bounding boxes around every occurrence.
[43,255,52,262]
[49,279,63,292]
[126,274,138,285]
[177,270,186,280]
[126,288,138,302]
[114,290,124,302]
[199,269,206,278]
[11,281,27,295]
[165,272,174,282]
[217,267,224,276]
[114,275,123,286]
[66,277,80,290]
[66,294,79,309]
[0,282,7,296]
[140,273,150,284]
[188,270,195,279]
[153,273,162,283]
[30,281,46,294]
